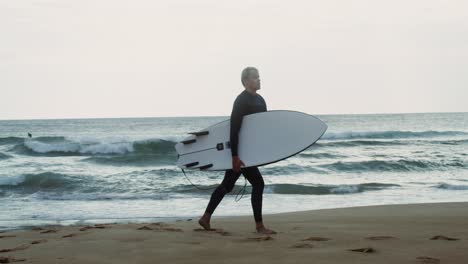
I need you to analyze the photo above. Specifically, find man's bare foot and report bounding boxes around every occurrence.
[256,226,276,235]
[198,214,211,230]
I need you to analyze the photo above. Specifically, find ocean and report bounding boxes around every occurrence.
[0,112,467,231]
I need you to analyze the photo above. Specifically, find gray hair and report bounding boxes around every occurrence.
[241,67,258,87]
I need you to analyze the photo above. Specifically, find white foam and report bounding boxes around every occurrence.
[330,185,360,194]
[80,142,133,154]
[23,136,177,155]
[324,132,363,140]
[24,140,80,153]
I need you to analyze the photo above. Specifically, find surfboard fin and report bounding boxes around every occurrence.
[184,162,199,168]
[181,139,196,145]
[199,164,213,170]
[188,131,209,136]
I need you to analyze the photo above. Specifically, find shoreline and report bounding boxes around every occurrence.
[2,201,468,233]
[1,202,467,263]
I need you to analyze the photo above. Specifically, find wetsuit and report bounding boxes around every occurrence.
[205,90,267,222]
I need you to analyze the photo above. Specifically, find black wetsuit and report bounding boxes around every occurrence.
[205,90,267,223]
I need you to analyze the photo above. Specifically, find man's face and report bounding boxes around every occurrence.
[246,71,261,91]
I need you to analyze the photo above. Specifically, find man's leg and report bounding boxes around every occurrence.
[242,166,276,234]
[199,169,242,230]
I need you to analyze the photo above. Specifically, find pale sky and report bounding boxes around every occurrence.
[1,0,467,120]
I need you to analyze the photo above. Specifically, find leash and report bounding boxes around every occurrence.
[180,168,247,201]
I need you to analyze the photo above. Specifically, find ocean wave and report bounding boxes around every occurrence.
[172,182,400,195]
[26,192,171,201]
[314,140,405,148]
[81,139,178,166]
[322,130,468,140]
[0,172,87,192]
[434,183,468,190]
[0,152,11,160]
[297,152,346,159]
[321,159,466,173]
[82,153,177,166]
[0,170,175,200]
[0,136,69,145]
[267,183,400,194]
[314,138,468,149]
[10,137,177,157]
[437,139,468,145]
[0,136,25,145]
[261,164,327,175]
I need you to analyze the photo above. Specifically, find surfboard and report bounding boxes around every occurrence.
[175,110,327,171]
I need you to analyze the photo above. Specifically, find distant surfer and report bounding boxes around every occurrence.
[27,132,32,138]
[198,67,276,235]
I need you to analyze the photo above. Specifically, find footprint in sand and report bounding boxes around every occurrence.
[292,236,329,248]
[193,228,215,232]
[416,256,440,264]
[40,229,57,234]
[138,224,183,232]
[245,236,274,242]
[365,236,397,240]
[80,224,111,231]
[31,239,47,245]
[290,243,314,248]
[430,235,459,241]
[193,228,230,236]
[62,233,78,238]
[137,225,153,230]
[0,244,30,253]
[0,256,27,263]
[0,235,16,239]
[348,247,376,253]
[79,226,94,231]
[301,236,331,242]
[94,224,112,229]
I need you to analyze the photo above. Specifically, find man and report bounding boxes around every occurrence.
[198,67,276,235]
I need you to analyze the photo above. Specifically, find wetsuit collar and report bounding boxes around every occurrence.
[243,89,257,96]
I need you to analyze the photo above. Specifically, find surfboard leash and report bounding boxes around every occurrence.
[234,178,247,202]
[180,168,247,201]
[181,168,218,191]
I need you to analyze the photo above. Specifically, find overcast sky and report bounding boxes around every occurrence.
[1,0,467,120]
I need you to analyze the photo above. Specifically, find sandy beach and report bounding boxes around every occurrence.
[0,202,467,263]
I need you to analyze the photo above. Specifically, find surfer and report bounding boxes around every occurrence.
[198,67,276,235]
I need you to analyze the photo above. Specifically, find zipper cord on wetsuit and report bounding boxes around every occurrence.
[181,168,247,201]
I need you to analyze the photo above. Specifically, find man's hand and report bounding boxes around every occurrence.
[232,156,245,172]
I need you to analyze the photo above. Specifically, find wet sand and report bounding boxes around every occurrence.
[1,202,467,263]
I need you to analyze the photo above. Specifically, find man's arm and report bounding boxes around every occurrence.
[229,98,245,157]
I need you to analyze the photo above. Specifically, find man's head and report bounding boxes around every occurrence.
[241,67,260,91]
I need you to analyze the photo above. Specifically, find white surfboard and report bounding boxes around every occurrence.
[175,110,327,171]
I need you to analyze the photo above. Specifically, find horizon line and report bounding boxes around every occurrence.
[0,110,466,122]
